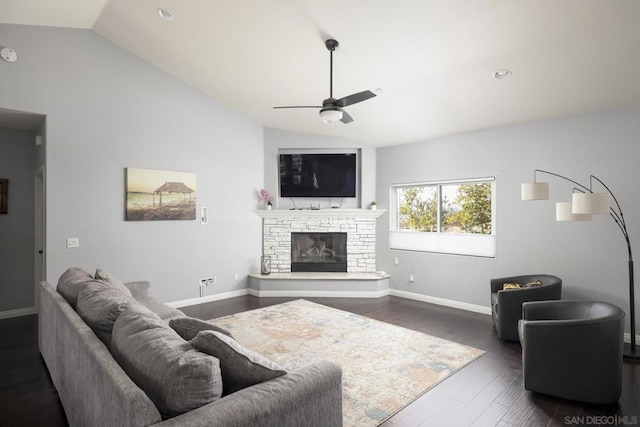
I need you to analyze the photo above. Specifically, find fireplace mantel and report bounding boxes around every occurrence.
[253,209,386,219]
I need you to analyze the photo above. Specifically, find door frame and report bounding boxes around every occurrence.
[34,165,46,312]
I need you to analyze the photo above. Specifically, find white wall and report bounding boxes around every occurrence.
[376,106,640,335]
[263,127,376,210]
[0,24,264,303]
[0,128,37,312]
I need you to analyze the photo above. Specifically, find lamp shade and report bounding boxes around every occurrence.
[521,182,549,200]
[556,202,592,221]
[572,192,610,215]
[319,108,343,124]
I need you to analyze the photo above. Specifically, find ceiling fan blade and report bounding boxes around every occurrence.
[273,106,322,109]
[336,90,376,108]
[340,110,354,124]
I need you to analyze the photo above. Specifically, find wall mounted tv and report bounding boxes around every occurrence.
[279,153,357,198]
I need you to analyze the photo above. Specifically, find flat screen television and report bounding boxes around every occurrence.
[279,153,357,198]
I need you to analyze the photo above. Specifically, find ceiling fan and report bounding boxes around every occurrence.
[273,39,376,124]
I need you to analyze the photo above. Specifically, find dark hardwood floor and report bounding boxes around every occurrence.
[2,295,639,426]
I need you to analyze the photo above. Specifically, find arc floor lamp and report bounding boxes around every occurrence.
[521,169,637,360]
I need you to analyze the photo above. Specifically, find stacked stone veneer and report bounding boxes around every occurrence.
[262,214,377,273]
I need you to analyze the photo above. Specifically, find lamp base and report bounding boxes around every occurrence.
[623,343,640,361]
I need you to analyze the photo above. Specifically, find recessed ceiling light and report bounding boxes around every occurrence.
[493,69,512,80]
[157,8,175,21]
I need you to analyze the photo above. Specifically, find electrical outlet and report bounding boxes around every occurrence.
[393,257,399,265]
[66,237,80,248]
[409,274,415,283]
[234,272,239,281]
[200,277,217,286]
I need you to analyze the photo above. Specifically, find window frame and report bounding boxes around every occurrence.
[389,177,496,258]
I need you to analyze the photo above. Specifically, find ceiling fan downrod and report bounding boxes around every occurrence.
[325,39,339,100]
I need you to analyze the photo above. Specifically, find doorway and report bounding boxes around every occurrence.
[0,108,46,318]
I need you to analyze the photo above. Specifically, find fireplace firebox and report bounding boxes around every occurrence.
[291,232,347,273]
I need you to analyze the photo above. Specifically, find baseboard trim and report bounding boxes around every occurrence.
[390,289,492,316]
[168,287,640,342]
[248,288,391,299]
[171,286,491,312]
[624,333,640,345]
[168,289,250,308]
[0,306,37,320]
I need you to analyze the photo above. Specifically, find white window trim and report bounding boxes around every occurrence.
[389,177,496,258]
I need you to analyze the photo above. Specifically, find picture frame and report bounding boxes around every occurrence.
[0,179,7,214]
[125,168,196,221]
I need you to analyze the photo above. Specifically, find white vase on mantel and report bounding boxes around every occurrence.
[370,205,377,211]
[266,203,272,210]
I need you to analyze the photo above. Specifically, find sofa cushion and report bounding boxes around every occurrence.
[120,280,184,320]
[76,280,135,348]
[95,268,133,298]
[137,297,185,321]
[169,317,234,341]
[111,304,222,419]
[56,267,94,308]
[124,280,152,299]
[191,330,286,395]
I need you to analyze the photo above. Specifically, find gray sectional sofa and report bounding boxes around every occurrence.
[38,267,343,426]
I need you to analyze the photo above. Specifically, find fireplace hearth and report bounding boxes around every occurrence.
[291,232,347,273]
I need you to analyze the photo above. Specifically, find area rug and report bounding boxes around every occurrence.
[209,300,484,426]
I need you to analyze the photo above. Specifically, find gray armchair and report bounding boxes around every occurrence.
[490,274,562,341]
[518,300,624,404]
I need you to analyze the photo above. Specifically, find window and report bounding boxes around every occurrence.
[390,177,495,257]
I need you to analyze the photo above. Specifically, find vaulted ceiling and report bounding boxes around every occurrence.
[3,0,640,146]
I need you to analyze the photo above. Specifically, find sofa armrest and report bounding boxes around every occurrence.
[39,281,162,427]
[156,361,343,427]
[124,280,151,299]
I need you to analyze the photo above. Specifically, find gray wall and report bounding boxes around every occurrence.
[263,127,376,209]
[0,128,37,312]
[0,24,263,303]
[376,105,640,335]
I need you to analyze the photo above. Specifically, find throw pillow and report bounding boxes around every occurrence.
[191,330,286,395]
[502,283,521,290]
[76,280,135,348]
[169,317,234,341]
[523,280,543,288]
[111,304,222,418]
[95,268,133,297]
[56,267,94,308]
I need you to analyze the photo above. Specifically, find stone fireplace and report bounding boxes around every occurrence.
[254,209,385,273]
[291,232,347,272]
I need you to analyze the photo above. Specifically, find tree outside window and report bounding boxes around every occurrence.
[397,181,492,235]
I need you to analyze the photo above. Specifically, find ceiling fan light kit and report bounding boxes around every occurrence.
[320,108,343,123]
[274,39,376,124]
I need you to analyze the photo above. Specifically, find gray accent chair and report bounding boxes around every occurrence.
[518,300,624,404]
[490,274,562,341]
